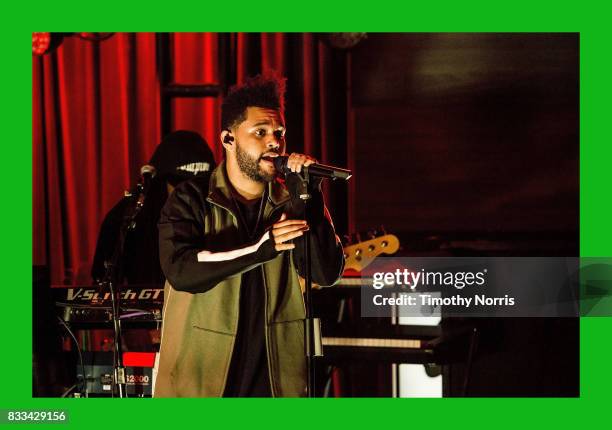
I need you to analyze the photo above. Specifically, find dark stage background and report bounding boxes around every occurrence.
[33,33,579,397]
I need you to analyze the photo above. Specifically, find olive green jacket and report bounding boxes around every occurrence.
[153,162,344,397]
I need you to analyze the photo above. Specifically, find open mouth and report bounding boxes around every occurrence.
[260,153,280,164]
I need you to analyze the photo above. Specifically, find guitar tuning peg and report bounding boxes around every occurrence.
[355,232,362,243]
[380,225,387,235]
[343,234,352,245]
[367,230,376,239]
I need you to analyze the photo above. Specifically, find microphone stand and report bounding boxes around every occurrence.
[100,181,148,398]
[279,158,351,398]
[294,170,321,398]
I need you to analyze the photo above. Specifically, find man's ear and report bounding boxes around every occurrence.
[221,130,235,151]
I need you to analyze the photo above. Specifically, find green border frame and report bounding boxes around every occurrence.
[3,1,610,428]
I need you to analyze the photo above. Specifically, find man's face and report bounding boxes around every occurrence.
[232,106,286,183]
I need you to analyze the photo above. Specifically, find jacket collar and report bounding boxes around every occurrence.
[207,160,291,214]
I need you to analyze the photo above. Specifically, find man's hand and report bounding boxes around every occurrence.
[271,213,309,251]
[284,153,316,173]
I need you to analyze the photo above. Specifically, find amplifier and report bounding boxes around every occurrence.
[76,352,155,397]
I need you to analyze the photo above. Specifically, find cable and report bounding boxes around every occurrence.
[56,315,88,398]
[322,365,337,397]
[60,383,78,398]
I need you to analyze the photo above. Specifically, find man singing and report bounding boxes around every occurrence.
[154,74,344,397]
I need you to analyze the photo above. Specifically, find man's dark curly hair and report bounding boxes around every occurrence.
[221,74,286,131]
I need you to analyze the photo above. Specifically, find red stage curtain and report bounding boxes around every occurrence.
[33,33,160,284]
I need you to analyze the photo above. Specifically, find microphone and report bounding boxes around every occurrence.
[140,165,157,192]
[272,156,352,181]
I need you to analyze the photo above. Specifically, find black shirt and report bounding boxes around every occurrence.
[223,196,272,397]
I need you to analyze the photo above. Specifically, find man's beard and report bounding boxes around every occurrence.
[235,142,275,183]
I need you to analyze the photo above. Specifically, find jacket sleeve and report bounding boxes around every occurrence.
[289,181,345,287]
[158,181,280,294]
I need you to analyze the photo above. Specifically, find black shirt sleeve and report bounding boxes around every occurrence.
[158,180,280,294]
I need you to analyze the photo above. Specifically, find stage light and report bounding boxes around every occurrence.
[32,32,51,56]
[32,32,66,56]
